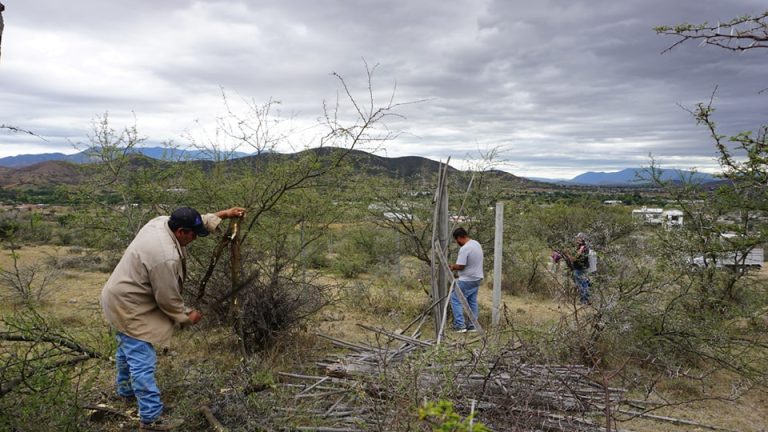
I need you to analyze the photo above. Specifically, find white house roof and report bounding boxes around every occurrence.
[663,210,684,216]
[632,207,663,214]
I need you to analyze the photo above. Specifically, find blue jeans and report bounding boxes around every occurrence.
[115,332,163,423]
[450,279,480,330]
[573,269,591,304]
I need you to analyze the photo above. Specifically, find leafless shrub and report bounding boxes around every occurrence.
[196,240,339,354]
[238,277,333,352]
[0,246,59,304]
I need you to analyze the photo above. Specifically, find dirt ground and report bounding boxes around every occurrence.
[2,245,767,431]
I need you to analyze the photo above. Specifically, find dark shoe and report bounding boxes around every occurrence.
[466,327,478,333]
[139,416,184,431]
[115,393,136,403]
[104,392,135,405]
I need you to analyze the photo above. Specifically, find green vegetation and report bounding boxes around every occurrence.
[2,167,767,429]
[1,44,768,429]
[2,139,767,429]
[419,400,490,432]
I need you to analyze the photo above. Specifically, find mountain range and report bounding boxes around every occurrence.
[0,147,250,168]
[0,147,535,190]
[0,148,717,187]
[531,168,717,186]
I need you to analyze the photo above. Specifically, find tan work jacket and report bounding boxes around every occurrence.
[100,214,222,347]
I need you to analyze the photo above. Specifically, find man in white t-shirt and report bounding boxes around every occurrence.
[448,227,484,332]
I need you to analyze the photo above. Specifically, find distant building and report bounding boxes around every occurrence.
[662,209,684,229]
[603,200,623,205]
[384,212,414,222]
[449,214,473,224]
[632,207,664,225]
[13,204,36,212]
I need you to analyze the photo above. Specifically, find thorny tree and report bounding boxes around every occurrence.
[544,11,768,430]
[655,9,768,301]
[0,2,5,61]
[173,63,410,354]
[655,10,768,53]
[65,63,409,356]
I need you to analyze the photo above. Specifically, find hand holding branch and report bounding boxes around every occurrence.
[216,207,247,219]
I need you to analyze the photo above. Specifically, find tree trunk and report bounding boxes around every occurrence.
[0,3,5,62]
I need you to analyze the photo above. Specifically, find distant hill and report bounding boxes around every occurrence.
[531,168,717,186]
[526,176,569,185]
[0,146,251,168]
[0,152,72,168]
[305,148,456,179]
[270,147,534,187]
[0,147,536,191]
[0,160,84,188]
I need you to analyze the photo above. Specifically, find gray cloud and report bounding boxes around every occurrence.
[1,0,765,178]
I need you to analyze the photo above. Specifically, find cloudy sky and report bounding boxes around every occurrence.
[0,0,765,178]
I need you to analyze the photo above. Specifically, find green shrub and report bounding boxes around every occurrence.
[419,400,490,432]
[331,225,400,278]
[306,248,331,269]
[0,214,19,239]
[503,239,551,296]
[332,252,368,278]
[345,280,424,319]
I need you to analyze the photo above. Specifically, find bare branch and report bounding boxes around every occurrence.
[0,124,47,141]
[0,2,5,62]
[656,11,768,54]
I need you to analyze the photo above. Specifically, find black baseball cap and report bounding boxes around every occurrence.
[169,207,209,237]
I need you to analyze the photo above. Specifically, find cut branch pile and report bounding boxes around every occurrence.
[272,322,628,432]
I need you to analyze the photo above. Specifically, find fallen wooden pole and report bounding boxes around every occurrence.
[401,290,451,335]
[81,404,133,421]
[615,408,736,432]
[297,376,329,396]
[279,372,328,381]
[316,333,375,352]
[356,324,432,347]
[437,279,456,343]
[200,405,229,432]
[294,427,362,432]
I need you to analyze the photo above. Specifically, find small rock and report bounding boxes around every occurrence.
[322,312,344,321]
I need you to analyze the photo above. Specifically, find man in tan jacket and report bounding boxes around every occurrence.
[101,206,245,430]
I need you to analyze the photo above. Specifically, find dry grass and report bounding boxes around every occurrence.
[1,245,767,431]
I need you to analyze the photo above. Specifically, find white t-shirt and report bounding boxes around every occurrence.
[456,239,484,281]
